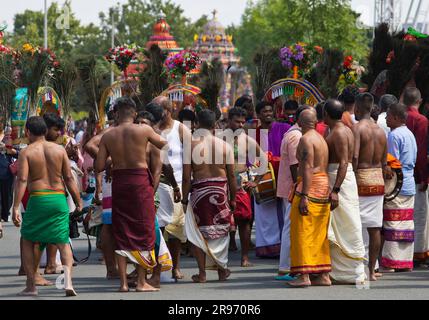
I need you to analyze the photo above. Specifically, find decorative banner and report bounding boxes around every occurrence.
[99,79,140,128]
[264,78,324,120]
[36,87,62,117]
[160,83,207,118]
[11,88,30,144]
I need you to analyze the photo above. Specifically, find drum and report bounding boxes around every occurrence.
[253,162,277,204]
[384,154,403,203]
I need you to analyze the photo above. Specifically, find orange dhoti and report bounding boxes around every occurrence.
[290,173,332,274]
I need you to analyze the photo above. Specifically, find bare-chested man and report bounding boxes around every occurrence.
[95,97,167,293]
[84,109,119,280]
[12,117,82,297]
[288,109,332,287]
[182,109,237,283]
[352,93,387,281]
[225,107,265,267]
[324,99,366,284]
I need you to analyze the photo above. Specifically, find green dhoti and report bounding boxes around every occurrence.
[21,190,70,250]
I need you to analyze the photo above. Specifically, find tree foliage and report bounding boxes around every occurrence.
[231,0,371,72]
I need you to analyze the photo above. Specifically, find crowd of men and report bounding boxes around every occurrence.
[1,84,429,296]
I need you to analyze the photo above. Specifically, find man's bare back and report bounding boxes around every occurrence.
[191,134,233,180]
[353,119,387,169]
[21,141,69,192]
[297,130,329,177]
[100,123,166,170]
[84,126,115,159]
[326,123,354,164]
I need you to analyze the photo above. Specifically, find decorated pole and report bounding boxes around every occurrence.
[44,0,48,49]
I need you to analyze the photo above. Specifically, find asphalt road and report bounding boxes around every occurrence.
[1,221,429,300]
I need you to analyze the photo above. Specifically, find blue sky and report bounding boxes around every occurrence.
[0,0,411,31]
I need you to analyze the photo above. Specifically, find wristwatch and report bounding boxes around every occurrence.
[173,186,180,192]
[332,186,341,193]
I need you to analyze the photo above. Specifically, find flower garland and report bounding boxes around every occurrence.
[164,50,201,82]
[279,43,305,70]
[15,43,60,111]
[105,45,138,78]
[279,43,323,79]
[337,55,365,93]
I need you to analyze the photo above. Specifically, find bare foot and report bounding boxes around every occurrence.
[35,275,53,286]
[136,283,160,292]
[192,274,207,283]
[44,266,63,275]
[173,269,184,280]
[369,273,378,281]
[218,268,231,281]
[375,272,383,278]
[379,268,395,273]
[311,276,332,286]
[118,286,130,292]
[287,278,311,288]
[146,277,161,289]
[17,289,38,297]
[241,259,254,267]
[65,288,78,297]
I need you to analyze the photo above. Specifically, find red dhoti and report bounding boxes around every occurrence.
[112,168,156,252]
[190,177,232,240]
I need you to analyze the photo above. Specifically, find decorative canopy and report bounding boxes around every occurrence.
[127,16,183,77]
[192,10,239,70]
[145,16,183,53]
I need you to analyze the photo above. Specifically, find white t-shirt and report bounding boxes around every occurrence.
[377,112,390,137]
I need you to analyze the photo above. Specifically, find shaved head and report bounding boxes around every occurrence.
[152,96,172,113]
[298,108,317,129]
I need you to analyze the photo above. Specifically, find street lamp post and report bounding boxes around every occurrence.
[111,10,115,85]
[44,0,48,49]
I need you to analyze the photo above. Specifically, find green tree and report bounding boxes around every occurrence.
[231,0,370,70]
[100,0,209,49]
[11,1,88,57]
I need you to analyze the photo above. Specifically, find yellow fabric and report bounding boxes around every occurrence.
[290,194,332,274]
[165,201,187,243]
[115,250,157,270]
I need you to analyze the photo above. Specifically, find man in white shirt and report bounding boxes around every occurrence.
[377,94,398,137]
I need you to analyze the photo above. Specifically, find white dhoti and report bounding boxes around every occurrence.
[356,168,385,268]
[328,164,366,283]
[185,205,229,270]
[157,183,175,228]
[278,199,291,273]
[413,187,429,262]
[254,199,282,257]
[158,183,187,242]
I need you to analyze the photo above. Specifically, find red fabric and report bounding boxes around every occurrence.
[112,168,156,251]
[234,190,252,220]
[190,177,231,240]
[316,121,328,137]
[267,152,281,179]
[22,189,30,210]
[406,107,429,184]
